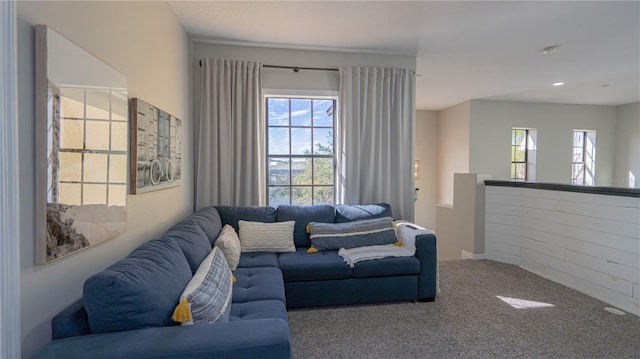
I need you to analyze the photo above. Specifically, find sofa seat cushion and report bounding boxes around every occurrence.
[237,252,279,268]
[230,300,289,322]
[351,256,420,278]
[278,248,351,282]
[83,237,192,334]
[232,267,286,304]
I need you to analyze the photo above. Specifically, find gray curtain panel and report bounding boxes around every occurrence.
[337,66,416,221]
[196,59,264,209]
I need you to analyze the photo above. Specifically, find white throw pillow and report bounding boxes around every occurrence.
[238,220,296,253]
[214,224,241,271]
[172,246,232,325]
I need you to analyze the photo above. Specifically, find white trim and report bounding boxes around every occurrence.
[461,250,486,260]
[0,1,21,358]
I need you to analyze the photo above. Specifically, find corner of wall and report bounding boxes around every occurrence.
[18,2,193,357]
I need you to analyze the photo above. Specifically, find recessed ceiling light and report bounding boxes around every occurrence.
[541,45,559,54]
[553,82,565,86]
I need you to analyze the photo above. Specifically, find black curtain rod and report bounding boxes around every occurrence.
[263,64,339,72]
[198,60,338,72]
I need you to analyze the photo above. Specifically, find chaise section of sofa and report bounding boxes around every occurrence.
[33,206,292,359]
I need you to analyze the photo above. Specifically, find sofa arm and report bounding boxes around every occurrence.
[51,299,90,339]
[415,233,438,301]
[32,318,291,359]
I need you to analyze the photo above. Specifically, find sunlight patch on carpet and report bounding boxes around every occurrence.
[497,296,555,309]
[604,307,625,315]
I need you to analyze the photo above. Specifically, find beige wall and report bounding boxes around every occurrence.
[436,101,470,205]
[17,2,192,357]
[469,100,617,185]
[614,102,640,188]
[414,110,438,229]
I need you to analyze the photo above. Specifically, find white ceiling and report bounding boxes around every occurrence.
[169,1,640,111]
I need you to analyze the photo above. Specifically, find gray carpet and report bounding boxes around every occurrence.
[287,260,640,359]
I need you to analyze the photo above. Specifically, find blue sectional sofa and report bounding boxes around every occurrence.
[33,204,438,359]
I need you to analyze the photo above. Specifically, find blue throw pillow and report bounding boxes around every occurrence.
[309,216,397,251]
[335,203,392,223]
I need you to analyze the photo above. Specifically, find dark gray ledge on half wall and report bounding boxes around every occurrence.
[484,180,640,198]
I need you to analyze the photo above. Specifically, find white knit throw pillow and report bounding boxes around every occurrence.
[238,220,296,253]
[214,224,241,271]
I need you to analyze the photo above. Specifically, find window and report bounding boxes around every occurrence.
[572,130,596,186]
[266,96,336,206]
[510,128,536,181]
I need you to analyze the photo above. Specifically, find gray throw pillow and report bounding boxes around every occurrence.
[309,216,397,251]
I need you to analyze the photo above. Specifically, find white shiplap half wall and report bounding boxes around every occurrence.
[485,185,640,316]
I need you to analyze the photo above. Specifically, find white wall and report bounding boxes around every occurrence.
[469,100,617,186]
[436,101,470,204]
[614,102,640,188]
[414,110,438,229]
[17,2,192,357]
[485,185,640,315]
[436,173,480,260]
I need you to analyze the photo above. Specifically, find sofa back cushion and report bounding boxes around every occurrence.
[335,203,392,223]
[163,219,211,274]
[188,206,223,246]
[276,205,336,247]
[214,206,277,232]
[83,238,192,334]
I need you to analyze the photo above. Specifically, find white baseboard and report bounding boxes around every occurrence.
[461,250,486,260]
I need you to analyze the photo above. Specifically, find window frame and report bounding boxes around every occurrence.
[572,130,596,186]
[264,92,338,206]
[510,128,529,181]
